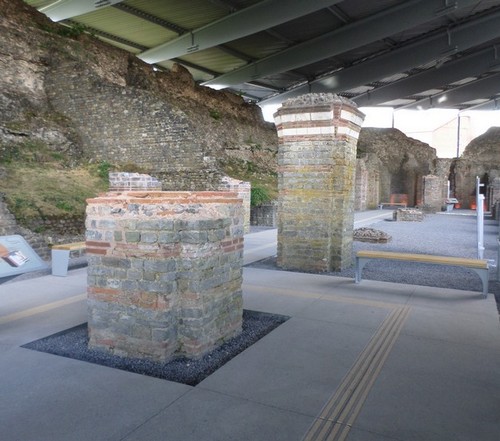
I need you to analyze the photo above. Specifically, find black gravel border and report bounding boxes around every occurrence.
[21,309,289,386]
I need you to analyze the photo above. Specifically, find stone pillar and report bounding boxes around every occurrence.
[422,175,446,212]
[85,191,244,362]
[354,159,368,211]
[219,176,251,233]
[274,94,364,272]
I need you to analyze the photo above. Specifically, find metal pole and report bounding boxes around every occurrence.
[456,113,461,158]
[478,194,485,259]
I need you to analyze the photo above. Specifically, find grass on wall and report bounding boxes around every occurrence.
[0,164,108,226]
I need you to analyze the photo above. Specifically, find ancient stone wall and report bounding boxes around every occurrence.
[85,191,244,361]
[357,128,437,207]
[0,0,278,191]
[109,172,162,192]
[452,127,500,209]
[0,197,18,236]
[251,203,277,227]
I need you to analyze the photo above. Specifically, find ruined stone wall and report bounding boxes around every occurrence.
[0,197,18,236]
[357,128,437,207]
[0,0,278,191]
[452,127,500,209]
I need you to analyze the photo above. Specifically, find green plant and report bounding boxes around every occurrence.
[246,161,257,173]
[209,109,221,120]
[55,200,74,212]
[251,186,271,206]
[42,23,88,39]
[97,161,112,179]
[0,145,21,164]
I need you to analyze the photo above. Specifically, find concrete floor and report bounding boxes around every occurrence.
[1,210,499,441]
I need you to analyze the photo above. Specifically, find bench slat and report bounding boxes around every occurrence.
[356,250,488,269]
[52,242,86,251]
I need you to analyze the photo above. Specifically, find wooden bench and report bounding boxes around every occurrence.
[51,242,86,277]
[378,202,407,209]
[355,250,490,298]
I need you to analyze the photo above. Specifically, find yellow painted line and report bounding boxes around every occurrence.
[244,284,324,300]
[303,305,411,441]
[0,294,87,325]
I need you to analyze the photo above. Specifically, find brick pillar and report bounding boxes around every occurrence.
[219,176,251,233]
[355,159,368,211]
[422,175,446,212]
[85,191,244,362]
[274,94,364,272]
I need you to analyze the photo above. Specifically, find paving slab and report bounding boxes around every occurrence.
[352,333,500,441]
[199,316,377,416]
[0,346,191,441]
[122,387,314,441]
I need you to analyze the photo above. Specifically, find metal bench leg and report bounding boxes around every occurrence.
[471,268,489,299]
[355,257,369,283]
[52,249,70,277]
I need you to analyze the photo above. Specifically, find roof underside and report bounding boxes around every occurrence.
[24,0,500,111]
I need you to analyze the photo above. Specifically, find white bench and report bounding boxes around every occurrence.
[51,242,86,276]
[378,202,407,209]
[355,250,490,298]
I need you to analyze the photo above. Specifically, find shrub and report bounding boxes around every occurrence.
[251,186,271,206]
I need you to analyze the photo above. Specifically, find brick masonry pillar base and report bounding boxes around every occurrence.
[85,191,244,362]
[274,94,365,272]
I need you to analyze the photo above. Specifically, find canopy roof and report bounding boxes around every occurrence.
[25,0,500,110]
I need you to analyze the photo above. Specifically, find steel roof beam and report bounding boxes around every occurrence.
[202,0,480,89]
[139,0,344,64]
[260,8,500,105]
[397,73,500,110]
[462,97,500,110]
[40,0,124,22]
[353,46,500,107]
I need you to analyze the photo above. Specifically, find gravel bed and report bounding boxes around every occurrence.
[22,310,289,386]
[249,213,500,308]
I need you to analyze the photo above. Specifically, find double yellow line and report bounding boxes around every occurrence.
[303,305,411,441]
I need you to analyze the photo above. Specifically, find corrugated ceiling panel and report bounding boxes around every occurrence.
[71,8,174,48]
[179,47,246,75]
[125,0,227,30]
[226,33,289,59]
[271,9,345,43]
[24,0,53,8]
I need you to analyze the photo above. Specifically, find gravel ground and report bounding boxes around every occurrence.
[22,310,288,386]
[250,212,500,309]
